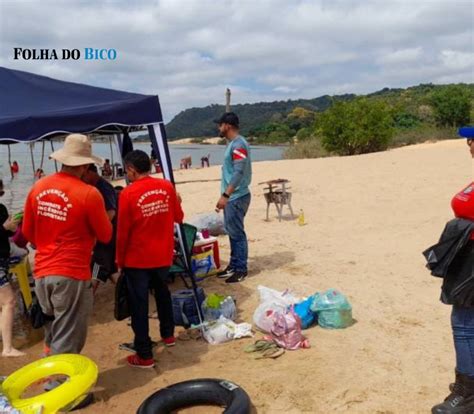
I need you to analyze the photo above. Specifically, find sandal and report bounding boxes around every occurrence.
[254,347,285,359]
[244,339,274,353]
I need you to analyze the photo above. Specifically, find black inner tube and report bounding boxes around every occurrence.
[137,378,251,414]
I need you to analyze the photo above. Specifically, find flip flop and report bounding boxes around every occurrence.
[244,339,275,353]
[254,347,285,360]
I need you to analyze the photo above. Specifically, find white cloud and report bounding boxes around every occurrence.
[377,47,423,65]
[0,0,472,121]
[440,50,474,71]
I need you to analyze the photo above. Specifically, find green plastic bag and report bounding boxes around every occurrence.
[311,289,352,329]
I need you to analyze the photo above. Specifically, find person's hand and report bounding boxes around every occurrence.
[3,216,20,232]
[215,195,228,212]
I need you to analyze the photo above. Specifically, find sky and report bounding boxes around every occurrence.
[0,0,473,122]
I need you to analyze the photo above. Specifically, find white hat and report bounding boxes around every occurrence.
[50,134,103,166]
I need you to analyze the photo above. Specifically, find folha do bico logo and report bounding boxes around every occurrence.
[13,48,117,60]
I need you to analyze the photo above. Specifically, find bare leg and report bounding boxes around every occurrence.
[0,285,25,357]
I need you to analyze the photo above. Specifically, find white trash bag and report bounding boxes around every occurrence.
[253,285,300,333]
[203,316,253,345]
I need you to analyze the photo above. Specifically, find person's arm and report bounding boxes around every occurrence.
[115,190,131,269]
[86,188,112,244]
[216,143,249,210]
[0,204,17,243]
[100,182,117,221]
[21,193,35,244]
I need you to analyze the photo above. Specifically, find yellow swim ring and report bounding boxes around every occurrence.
[1,354,98,414]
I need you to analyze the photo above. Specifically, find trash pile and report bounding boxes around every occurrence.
[244,286,353,356]
[171,285,352,354]
[172,289,253,345]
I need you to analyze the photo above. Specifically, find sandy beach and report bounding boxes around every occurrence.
[169,137,222,145]
[2,138,471,413]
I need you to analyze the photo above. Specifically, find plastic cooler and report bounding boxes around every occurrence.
[192,236,220,269]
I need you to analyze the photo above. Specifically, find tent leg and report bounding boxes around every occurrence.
[7,144,12,179]
[149,122,204,325]
[50,140,58,172]
[29,143,36,176]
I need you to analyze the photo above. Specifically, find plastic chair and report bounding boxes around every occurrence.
[9,256,33,308]
[169,223,198,288]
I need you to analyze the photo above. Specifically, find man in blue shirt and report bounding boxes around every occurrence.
[214,112,252,283]
[83,164,118,293]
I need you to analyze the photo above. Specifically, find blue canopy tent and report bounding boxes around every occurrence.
[0,66,203,321]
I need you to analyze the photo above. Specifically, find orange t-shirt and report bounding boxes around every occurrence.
[116,176,184,269]
[23,172,112,280]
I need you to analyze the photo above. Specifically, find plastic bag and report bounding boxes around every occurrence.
[0,394,22,414]
[191,250,217,279]
[201,295,237,321]
[270,307,309,350]
[203,316,253,345]
[293,296,316,329]
[189,212,226,236]
[253,285,300,333]
[311,289,353,329]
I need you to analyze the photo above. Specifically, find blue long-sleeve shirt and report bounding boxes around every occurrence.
[221,135,252,201]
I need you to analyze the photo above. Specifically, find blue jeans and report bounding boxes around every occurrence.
[224,193,251,272]
[452,305,474,377]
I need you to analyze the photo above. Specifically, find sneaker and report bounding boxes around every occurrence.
[225,271,248,283]
[217,266,235,279]
[162,336,176,347]
[126,354,155,369]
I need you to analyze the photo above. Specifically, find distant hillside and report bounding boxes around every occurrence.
[165,83,474,140]
[165,94,355,139]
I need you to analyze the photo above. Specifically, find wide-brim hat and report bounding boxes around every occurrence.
[50,134,103,166]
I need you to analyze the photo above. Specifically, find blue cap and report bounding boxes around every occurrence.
[458,127,474,138]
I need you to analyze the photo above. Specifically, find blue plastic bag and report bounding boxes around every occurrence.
[311,289,352,329]
[293,296,316,329]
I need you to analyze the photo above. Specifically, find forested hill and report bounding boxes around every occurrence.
[165,94,355,139]
[165,83,473,140]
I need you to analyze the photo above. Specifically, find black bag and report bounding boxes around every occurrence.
[114,272,130,321]
[27,296,54,329]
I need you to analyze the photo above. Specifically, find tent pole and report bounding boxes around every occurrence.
[50,140,58,172]
[29,143,36,175]
[39,140,45,169]
[149,122,204,325]
[7,144,12,179]
[108,135,114,179]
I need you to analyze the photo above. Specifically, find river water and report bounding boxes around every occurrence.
[0,142,285,211]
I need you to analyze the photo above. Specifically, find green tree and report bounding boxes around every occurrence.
[318,98,394,155]
[431,85,471,127]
